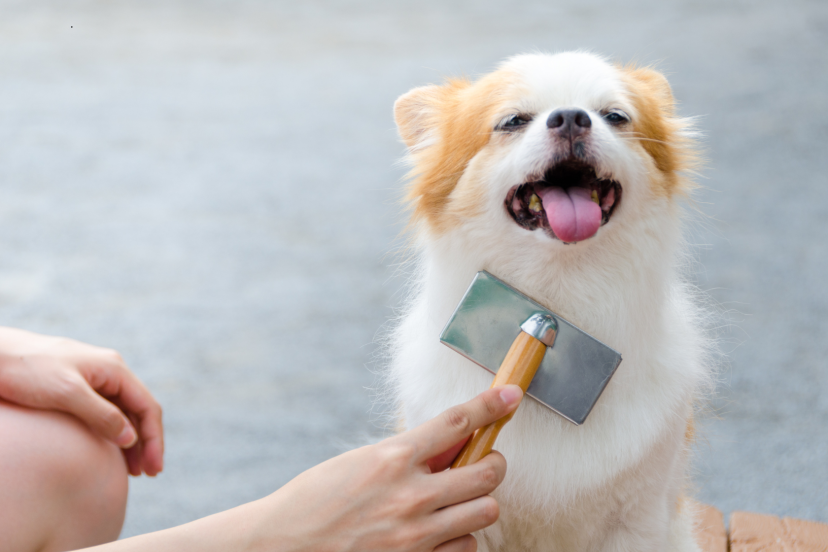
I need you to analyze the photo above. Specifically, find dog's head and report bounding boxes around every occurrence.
[395,52,696,251]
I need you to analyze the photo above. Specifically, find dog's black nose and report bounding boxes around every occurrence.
[547,108,592,132]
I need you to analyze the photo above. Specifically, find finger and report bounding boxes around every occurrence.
[405,386,523,463]
[110,393,162,476]
[83,357,164,475]
[427,436,470,473]
[122,410,144,476]
[432,451,506,509]
[54,376,138,448]
[430,495,499,545]
[123,441,143,476]
[122,448,141,477]
[434,535,477,552]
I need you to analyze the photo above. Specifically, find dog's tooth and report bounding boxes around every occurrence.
[529,194,542,212]
[601,186,616,210]
[591,190,599,204]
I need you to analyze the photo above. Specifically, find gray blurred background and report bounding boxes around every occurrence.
[0,0,825,538]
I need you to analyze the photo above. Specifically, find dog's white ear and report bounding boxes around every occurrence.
[394,85,442,148]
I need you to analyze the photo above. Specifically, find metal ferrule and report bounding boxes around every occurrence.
[520,313,558,347]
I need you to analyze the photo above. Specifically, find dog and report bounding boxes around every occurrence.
[386,52,712,551]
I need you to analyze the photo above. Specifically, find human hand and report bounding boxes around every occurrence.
[0,326,163,476]
[257,385,523,552]
[74,387,522,552]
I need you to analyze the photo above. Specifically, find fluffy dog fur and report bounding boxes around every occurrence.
[386,52,711,551]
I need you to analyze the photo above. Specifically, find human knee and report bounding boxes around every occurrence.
[0,402,129,550]
[43,408,129,547]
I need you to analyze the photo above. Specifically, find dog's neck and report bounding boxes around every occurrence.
[415,202,683,352]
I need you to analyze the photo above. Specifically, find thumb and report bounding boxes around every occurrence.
[61,382,138,448]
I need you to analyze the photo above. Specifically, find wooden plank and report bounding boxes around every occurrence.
[730,511,790,552]
[695,503,728,552]
[782,517,828,552]
[730,511,828,552]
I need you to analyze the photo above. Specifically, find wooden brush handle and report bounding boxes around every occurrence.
[450,331,547,469]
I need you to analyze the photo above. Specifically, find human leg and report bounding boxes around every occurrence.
[0,400,129,552]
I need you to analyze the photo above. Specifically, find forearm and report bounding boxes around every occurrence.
[79,499,264,552]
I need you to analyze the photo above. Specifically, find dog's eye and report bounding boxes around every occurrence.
[498,114,533,131]
[603,110,630,125]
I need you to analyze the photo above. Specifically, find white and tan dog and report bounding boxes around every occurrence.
[387,52,712,551]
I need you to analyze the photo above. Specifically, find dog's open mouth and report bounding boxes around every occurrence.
[505,160,622,243]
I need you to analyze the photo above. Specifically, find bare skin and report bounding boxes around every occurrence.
[80,386,524,552]
[0,401,129,551]
[0,325,520,552]
[0,327,164,551]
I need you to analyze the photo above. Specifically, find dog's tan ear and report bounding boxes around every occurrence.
[620,64,698,194]
[394,85,443,148]
[623,66,675,115]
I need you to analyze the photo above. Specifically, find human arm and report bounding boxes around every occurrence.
[80,385,524,552]
[0,326,163,476]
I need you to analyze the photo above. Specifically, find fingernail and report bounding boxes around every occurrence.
[115,425,137,448]
[499,385,523,407]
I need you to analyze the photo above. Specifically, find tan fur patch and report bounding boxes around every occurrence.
[685,415,696,444]
[395,72,513,234]
[619,66,699,196]
[394,84,444,148]
[676,492,687,514]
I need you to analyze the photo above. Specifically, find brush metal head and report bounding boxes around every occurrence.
[520,313,558,347]
[440,271,622,425]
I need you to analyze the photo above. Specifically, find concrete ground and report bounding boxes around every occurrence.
[0,0,825,539]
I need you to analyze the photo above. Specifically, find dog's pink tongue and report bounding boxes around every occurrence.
[538,187,602,242]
